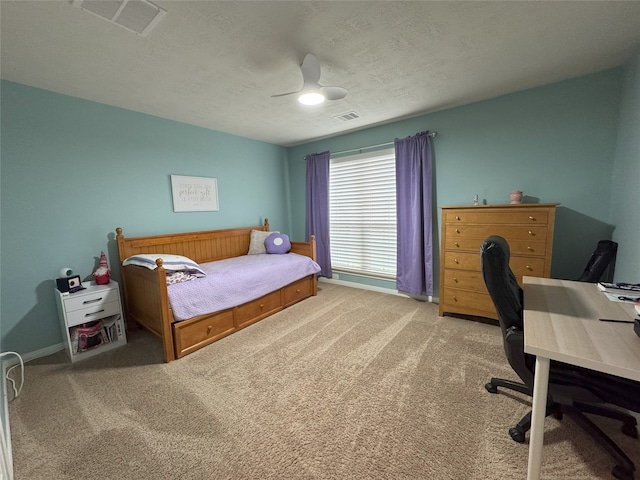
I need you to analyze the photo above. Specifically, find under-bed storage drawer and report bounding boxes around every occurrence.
[283,277,314,307]
[234,291,282,329]
[172,310,235,358]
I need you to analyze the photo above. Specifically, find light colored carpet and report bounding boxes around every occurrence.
[8,283,640,479]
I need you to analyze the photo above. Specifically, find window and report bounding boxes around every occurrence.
[329,149,396,279]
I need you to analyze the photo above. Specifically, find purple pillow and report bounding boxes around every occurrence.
[265,232,291,254]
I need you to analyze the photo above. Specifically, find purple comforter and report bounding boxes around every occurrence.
[167,253,321,321]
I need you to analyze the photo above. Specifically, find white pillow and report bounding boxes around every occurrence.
[122,254,206,277]
[247,229,279,255]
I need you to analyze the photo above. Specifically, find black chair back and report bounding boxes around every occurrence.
[480,235,534,387]
[577,240,618,283]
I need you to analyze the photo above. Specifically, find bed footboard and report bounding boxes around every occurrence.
[120,260,175,362]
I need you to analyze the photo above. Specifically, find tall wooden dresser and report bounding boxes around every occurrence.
[439,203,558,320]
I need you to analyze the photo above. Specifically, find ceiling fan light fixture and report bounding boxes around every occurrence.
[298,91,325,105]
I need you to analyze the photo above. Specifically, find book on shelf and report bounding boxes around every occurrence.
[101,315,120,342]
[597,282,640,295]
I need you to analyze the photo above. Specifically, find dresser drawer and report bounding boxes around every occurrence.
[66,300,121,328]
[510,256,546,277]
[443,251,545,277]
[444,252,482,271]
[445,224,548,242]
[444,236,547,257]
[445,210,549,225]
[440,287,496,317]
[443,236,485,253]
[234,291,282,328]
[63,287,120,312]
[283,277,314,306]
[443,269,488,293]
[173,310,235,358]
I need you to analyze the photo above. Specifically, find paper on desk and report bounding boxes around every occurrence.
[603,292,640,303]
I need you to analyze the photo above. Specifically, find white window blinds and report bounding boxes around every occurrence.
[329,149,397,279]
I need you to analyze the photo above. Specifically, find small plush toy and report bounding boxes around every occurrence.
[93,251,111,285]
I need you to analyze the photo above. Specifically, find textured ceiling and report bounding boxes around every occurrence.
[2,1,640,147]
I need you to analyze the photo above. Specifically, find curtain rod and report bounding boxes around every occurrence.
[306,131,437,158]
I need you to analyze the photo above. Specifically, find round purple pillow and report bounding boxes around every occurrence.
[265,232,291,254]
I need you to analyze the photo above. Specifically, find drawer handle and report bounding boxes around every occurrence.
[296,289,301,293]
[452,295,457,302]
[454,277,459,283]
[527,246,533,251]
[454,258,459,264]
[528,230,535,236]
[206,326,212,335]
[525,265,532,270]
[454,242,460,247]
[455,229,460,234]
[84,309,105,317]
[83,297,103,304]
[455,216,461,221]
[528,216,535,220]
[260,303,264,309]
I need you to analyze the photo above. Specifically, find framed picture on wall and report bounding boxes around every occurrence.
[170,175,219,212]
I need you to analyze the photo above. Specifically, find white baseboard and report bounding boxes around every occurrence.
[319,277,435,303]
[2,343,64,368]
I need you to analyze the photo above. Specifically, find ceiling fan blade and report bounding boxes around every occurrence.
[320,86,348,100]
[300,54,321,84]
[271,90,301,98]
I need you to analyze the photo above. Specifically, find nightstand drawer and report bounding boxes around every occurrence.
[63,288,120,312]
[66,300,121,328]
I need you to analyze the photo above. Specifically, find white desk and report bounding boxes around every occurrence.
[523,276,640,480]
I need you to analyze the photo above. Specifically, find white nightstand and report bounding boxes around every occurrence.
[55,279,127,362]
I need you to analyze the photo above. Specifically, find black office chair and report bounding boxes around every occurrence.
[578,239,618,283]
[481,235,640,480]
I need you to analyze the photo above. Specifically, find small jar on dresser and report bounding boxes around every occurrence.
[55,280,127,362]
[439,203,559,321]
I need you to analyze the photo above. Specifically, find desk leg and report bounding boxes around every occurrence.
[527,356,550,480]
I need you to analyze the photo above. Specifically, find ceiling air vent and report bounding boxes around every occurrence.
[72,0,166,37]
[334,112,361,122]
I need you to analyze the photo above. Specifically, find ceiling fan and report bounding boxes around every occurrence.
[272,54,348,105]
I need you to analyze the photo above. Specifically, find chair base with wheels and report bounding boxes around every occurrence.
[485,377,563,443]
[485,377,638,479]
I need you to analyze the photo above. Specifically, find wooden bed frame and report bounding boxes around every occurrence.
[115,220,317,362]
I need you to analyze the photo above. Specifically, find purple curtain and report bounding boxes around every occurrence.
[305,151,332,277]
[395,131,433,296]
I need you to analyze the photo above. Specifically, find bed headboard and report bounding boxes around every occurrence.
[116,219,269,264]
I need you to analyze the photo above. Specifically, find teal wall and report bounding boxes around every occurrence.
[0,81,290,355]
[610,54,640,282]
[288,68,628,292]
